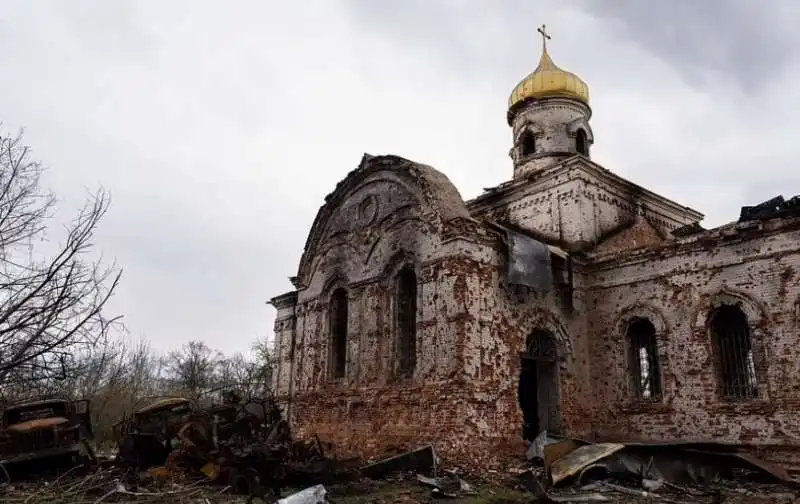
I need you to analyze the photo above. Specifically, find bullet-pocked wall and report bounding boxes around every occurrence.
[585,218,800,468]
[270,155,511,462]
[271,150,800,470]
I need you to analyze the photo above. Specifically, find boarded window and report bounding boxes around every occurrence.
[396,266,417,375]
[329,288,348,379]
[627,319,662,401]
[520,131,536,156]
[710,305,758,399]
[576,129,588,156]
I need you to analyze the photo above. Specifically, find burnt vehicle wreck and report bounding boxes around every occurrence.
[0,397,94,470]
[113,392,340,497]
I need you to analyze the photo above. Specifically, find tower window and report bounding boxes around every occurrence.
[329,287,348,379]
[576,129,588,156]
[627,319,662,401]
[396,266,417,376]
[520,131,536,156]
[710,305,758,400]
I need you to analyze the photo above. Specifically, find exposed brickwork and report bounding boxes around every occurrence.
[270,137,800,471]
[592,215,665,255]
[585,218,800,470]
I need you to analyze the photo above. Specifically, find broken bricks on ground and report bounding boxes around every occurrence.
[2,390,799,503]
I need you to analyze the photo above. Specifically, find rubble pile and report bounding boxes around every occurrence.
[2,394,800,503]
[112,393,353,500]
[511,430,800,503]
[0,393,351,502]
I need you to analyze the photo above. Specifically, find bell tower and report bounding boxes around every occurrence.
[507,25,594,179]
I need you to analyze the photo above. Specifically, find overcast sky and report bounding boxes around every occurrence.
[1,1,798,354]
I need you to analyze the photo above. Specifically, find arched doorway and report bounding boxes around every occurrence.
[518,329,562,440]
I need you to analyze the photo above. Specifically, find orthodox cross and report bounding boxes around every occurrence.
[537,24,551,51]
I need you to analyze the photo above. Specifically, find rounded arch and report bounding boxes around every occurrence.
[566,117,594,143]
[304,238,361,294]
[516,307,572,362]
[379,249,420,282]
[526,329,559,359]
[692,287,768,329]
[513,121,544,144]
[614,303,669,337]
[362,217,433,274]
[694,287,770,400]
[321,271,349,300]
[295,154,470,289]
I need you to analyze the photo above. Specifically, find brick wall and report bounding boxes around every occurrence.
[271,153,800,470]
[585,217,800,467]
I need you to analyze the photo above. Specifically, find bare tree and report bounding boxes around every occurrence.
[166,340,221,402]
[0,130,121,386]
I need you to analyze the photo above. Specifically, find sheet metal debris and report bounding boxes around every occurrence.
[523,430,799,503]
[527,429,559,461]
[504,228,554,293]
[550,443,625,486]
[360,444,438,479]
[277,484,328,504]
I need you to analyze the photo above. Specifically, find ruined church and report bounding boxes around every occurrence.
[270,28,800,467]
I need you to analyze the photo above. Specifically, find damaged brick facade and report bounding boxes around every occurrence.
[269,49,800,469]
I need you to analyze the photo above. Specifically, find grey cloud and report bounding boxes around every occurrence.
[575,0,800,92]
[1,0,799,355]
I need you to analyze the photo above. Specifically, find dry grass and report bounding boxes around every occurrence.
[0,466,253,504]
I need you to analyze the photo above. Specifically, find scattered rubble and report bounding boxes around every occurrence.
[1,396,800,503]
[517,430,800,503]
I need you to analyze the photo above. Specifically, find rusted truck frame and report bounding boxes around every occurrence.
[0,397,94,468]
[114,396,195,469]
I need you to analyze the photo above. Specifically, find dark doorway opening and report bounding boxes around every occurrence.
[518,329,561,441]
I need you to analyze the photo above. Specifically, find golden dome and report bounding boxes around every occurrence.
[508,34,589,110]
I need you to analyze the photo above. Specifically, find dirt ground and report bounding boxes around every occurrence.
[305,475,800,504]
[2,472,798,503]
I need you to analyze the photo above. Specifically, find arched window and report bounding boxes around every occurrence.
[329,288,348,379]
[520,131,536,156]
[627,319,662,401]
[576,129,588,156]
[396,266,417,376]
[710,305,758,400]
